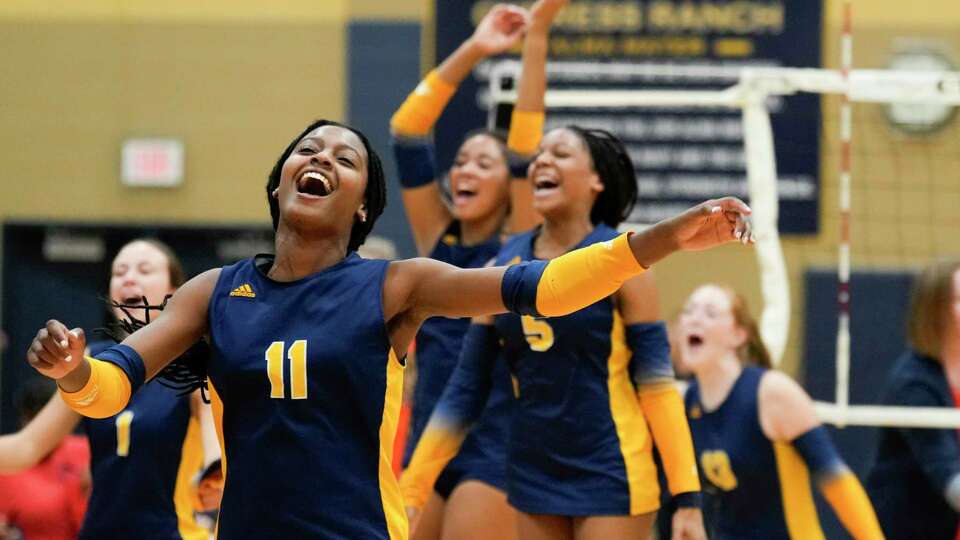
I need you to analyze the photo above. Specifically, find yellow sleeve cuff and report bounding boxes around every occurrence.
[390,70,458,137]
[536,233,644,317]
[507,109,545,156]
[58,357,132,419]
[821,471,885,540]
[639,383,701,495]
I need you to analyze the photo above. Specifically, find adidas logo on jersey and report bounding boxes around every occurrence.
[229,284,256,298]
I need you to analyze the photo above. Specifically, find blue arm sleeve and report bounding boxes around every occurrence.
[792,426,847,481]
[893,380,960,494]
[625,321,674,386]
[430,323,500,429]
[390,135,437,188]
[96,343,146,394]
[500,261,548,318]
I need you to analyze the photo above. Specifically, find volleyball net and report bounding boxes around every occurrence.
[487,60,960,429]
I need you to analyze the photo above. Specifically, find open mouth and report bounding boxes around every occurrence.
[453,187,477,205]
[297,171,334,198]
[687,335,704,349]
[533,174,560,195]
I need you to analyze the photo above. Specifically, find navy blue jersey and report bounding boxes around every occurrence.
[493,225,659,516]
[206,253,405,540]
[404,222,513,495]
[81,341,206,540]
[867,350,960,540]
[686,367,825,539]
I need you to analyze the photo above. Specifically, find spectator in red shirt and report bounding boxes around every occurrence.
[0,379,90,540]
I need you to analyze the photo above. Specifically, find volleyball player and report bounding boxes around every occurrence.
[402,2,708,537]
[26,118,752,539]
[673,284,883,539]
[390,5,533,538]
[867,260,960,540]
[12,239,220,540]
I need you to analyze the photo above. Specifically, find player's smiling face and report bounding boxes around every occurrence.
[528,128,603,221]
[449,134,510,222]
[110,240,175,320]
[278,125,368,235]
[678,285,747,370]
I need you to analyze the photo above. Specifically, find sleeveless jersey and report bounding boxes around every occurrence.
[206,253,405,540]
[493,224,659,516]
[404,222,513,494]
[81,340,206,540]
[686,367,826,539]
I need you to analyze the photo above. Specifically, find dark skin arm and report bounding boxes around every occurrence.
[29,269,220,391]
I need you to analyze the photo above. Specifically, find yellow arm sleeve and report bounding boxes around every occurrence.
[820,471,885,540]
[58,357,132,419]
[536,233,644,317]
[507,109,546,156]
[390,70,458,137]
[639,383,701,495]
[400,424,467,511]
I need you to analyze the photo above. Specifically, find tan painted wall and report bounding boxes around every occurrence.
[0,2,346,225]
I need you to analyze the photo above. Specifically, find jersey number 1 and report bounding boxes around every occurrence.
[115,411,134,457]
[265,340,308,399]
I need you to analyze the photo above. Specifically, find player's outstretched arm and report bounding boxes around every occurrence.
[391,4,528,254]
[0,394,80,473]
[385,197,754,335]
[25,269,220,419]
[759,372,884,540]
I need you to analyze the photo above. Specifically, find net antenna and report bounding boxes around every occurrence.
[488,54,960,431]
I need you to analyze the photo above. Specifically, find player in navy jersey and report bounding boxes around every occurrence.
[390,5,537,539]
[673,284,882,539]
[868,259,960,540]
[26,117,753,540]
[402,3,707,535]
[6,239,220,540]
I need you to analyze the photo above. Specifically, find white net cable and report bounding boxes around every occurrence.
[489,62,960,428]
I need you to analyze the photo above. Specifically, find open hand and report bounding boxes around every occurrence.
[670,197,754,251]
[26,320,86,380]
[471,4,529,56]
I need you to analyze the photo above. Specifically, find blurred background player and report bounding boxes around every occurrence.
[390,5,536,539]
[10,239,221,540]
[0,378,89,540]
[673,284,883,539]
[401,3,708,538]
[867,259,960,540]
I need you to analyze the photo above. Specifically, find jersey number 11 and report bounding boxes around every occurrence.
[265,340,308,399]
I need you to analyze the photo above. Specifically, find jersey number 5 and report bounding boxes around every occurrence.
[521,315,555,352]
[265,340,308,399]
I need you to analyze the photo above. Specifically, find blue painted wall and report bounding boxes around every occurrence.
[347,21,421,259]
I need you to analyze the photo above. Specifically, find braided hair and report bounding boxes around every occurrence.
[566,126,638,228]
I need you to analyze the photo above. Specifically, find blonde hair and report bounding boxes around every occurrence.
[907,259,960,360]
